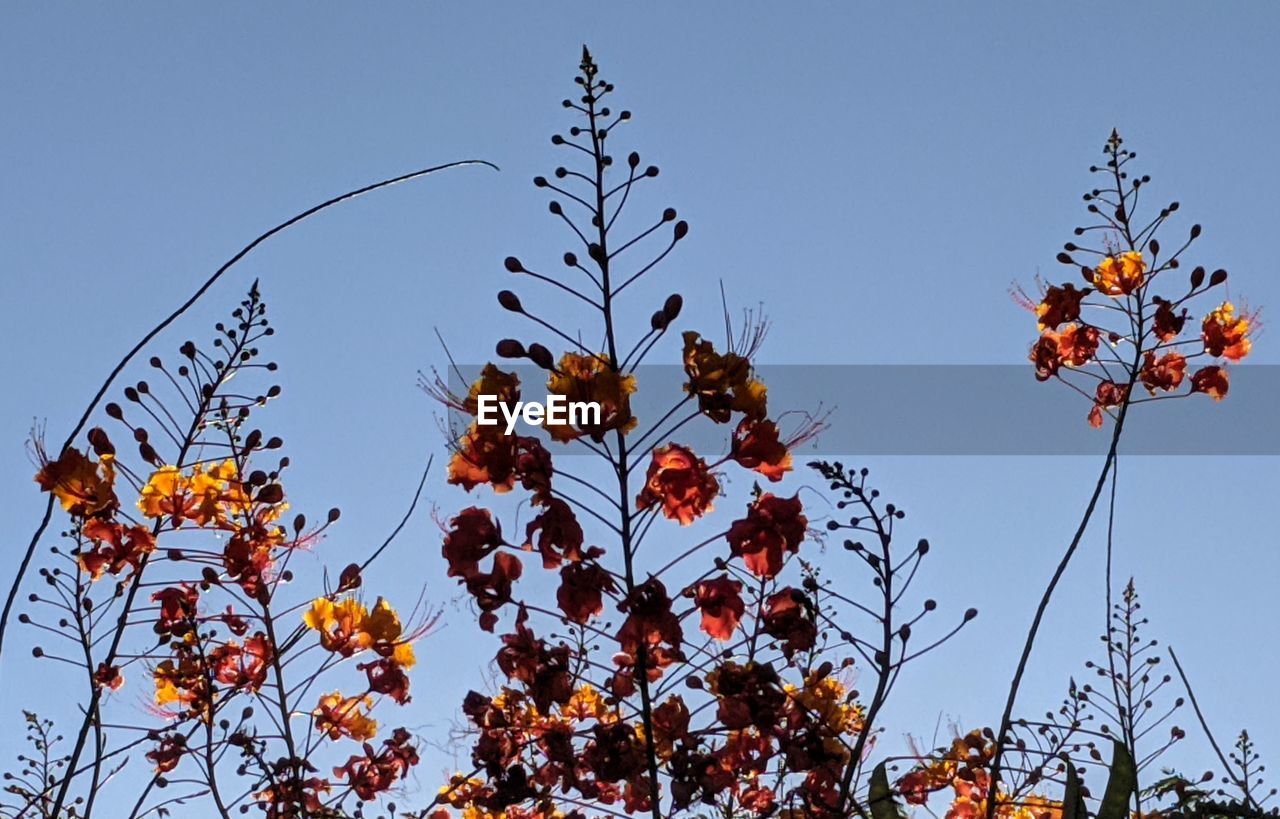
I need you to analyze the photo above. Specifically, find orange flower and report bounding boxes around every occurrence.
[682,331,767,422]
[1030,324,1099,381]
[1092,250,1146,296]
[730,418,792,481]
[1202,301,1253,361]
[462,363,521,416]
[693,576,745,641]
[34,447,117,518]
[313,692,378,741]
[636,444,719,524]
[1140,351,1187,394]
[1035,283,1089,330]
[726,493,808,580]
[447,425,553,497]
[254,777,331,819]
[1191,365,1229,400]
[651,695,691,760]
[447,424,519,492]
[564,683,614,723]
[546,352,636,441]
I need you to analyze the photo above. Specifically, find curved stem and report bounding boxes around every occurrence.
[1,158,497,670]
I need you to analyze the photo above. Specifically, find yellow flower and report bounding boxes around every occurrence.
[138,465,188,520]
[362,598,404,644]
[391,642,416,669]
[788,673,863,736]
[545,352,637,441]
[303,596,416,665]
[302,597,336,631]
[563,684,611,723]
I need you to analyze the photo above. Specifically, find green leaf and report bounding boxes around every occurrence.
[1062,761,1087,819]
[870,761,906,819]
[1098,740,1138,819]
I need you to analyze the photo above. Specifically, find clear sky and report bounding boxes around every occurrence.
[2,2,1278,812]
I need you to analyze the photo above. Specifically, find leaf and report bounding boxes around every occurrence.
[869,761,906,819]
[1097,740,1138,819]
[1062,761,1087,819]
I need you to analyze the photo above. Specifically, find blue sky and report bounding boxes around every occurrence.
[2,2,1278,811]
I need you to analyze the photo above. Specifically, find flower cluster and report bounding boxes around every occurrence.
[897,731,1063,819]
[28,285,425,817]
[1022,131,1257,427]
[423,48,968,819]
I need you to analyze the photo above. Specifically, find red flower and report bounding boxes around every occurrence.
[334,728,419,801]
[360,657,412,704]
[1035,283,1089,330]
[1153,300,1188,342]
[636,444,719,524]
[730,418,792,482]
[761,587,817,658]
[496,606,574,712]
[443,506,503,579]
[210,633,272,692]
[465,551,523,632]
[693,576,745,641]
[709,661,786,731]
[612,578,686,696]
[1088,380,1130,428]
[93,662,124,691]
[221,525,279,596]
[526,497,597,568]
[145,734,186,773]
[1140,351,1187,394]
[78,520,155,580]
[557,561,616,624]
[1191,365,1229,400]
[726,494,808,580]
[151,585,199,637]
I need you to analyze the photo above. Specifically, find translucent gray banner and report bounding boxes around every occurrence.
[445,364,1278,456]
